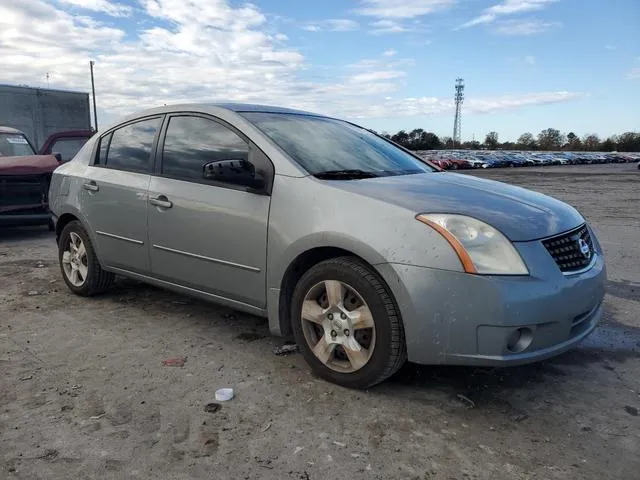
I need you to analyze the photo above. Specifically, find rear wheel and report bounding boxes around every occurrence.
[291,257,406,389]
[59,221,114,296]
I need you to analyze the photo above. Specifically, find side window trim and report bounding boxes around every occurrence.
[102,132,113,165]
[155,112,274,194]
[152,115,170,176]
[91,114,165,172]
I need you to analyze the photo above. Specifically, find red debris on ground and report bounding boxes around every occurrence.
[161,357,186,367]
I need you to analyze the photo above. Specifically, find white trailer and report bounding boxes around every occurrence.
[0,84,92,150]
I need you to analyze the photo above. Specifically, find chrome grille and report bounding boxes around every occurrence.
[542,224,594,273]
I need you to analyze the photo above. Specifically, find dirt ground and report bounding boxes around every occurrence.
[1,163,639,480]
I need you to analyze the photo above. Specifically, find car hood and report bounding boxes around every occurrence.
[0,155,59,176]
[331,172,584,242]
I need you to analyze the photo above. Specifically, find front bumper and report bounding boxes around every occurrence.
[376,238,606,366]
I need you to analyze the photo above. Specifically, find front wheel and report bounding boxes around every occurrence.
[290,257,406,389]
[59,221,115,296]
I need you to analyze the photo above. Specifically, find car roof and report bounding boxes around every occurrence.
[210,103,320,116]
[102,103,330,136]
[0,126,26,135]
[116,103,323,123]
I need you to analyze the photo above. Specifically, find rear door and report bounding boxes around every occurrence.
[82,116,163,273]
[147,114,272,308]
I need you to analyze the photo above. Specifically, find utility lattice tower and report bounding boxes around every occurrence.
[452,78,464,148]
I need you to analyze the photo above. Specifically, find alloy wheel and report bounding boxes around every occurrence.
[300,280,376,373]
[62,232,89,287]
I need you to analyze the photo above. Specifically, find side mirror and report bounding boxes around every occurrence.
[53,152,62,162]
[203,159,265,191]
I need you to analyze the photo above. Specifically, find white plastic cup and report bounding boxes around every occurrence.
[215,388,234,402]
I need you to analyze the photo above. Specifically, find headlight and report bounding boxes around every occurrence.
[416,214,529,275]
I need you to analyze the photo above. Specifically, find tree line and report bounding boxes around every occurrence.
[381,128,640,152]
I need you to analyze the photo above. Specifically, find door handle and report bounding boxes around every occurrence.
[82,181,99,192]
[149,195,173,209]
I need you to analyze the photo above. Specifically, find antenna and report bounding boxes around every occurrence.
[453,78,464,148]
[45,72,51,88]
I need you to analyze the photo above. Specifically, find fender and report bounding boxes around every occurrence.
[266,231,391,336]
[52,205,103,260]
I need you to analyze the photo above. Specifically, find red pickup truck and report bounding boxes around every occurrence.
[0,126,62,228]
[1,127,94,228]
[39,129,94,162]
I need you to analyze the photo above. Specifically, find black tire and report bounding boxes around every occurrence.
[290,256,406,389]
[58,220,114,296]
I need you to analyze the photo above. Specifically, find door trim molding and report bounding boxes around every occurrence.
[96,230,144,245]
[152,244,261,273]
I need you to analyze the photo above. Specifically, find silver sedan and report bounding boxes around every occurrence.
[49,104,606,389]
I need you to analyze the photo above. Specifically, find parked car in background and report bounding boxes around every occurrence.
[0,126,61,228]
[49,103,606,389]
[475,152,504,168]
[444,157,472,169]
[408,149,639,168]
[430,158,451,170]
[513,152,536,166]
[39,130,94,163]
[462,154,487,168]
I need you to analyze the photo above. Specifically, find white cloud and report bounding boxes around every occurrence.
[334,91,585,119]
[369,19,410,34]
[141,0,266,29]
[604,44,616,50]
[356,0,454,19]
[0,0,586,125]
[467,91,585,114]
[525,55,536,65]
[494,19,561,35]
[383,49,397,56]
[460,0,558,28]
[302,19,360,32]
[347,56,415,70]
[0,0,300,119]
[627,68,640,80]
[348,70,406,83]
[58,0,133,17]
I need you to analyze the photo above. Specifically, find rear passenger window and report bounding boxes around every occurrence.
[161,116,249,181]
[102,117,161,173]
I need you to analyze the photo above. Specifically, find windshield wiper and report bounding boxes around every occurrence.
[313,169,380,180]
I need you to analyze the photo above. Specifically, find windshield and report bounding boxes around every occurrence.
[240,112,434,177]
[0,133,35,157]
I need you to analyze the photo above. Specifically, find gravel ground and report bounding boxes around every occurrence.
[1,163,639,480]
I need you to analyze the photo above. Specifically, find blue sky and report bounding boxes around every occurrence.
[1,0,638,141]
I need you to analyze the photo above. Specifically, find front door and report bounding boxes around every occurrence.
[147,114,271,308]
[82,116,163,273]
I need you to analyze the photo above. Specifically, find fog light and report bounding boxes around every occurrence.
[506,327,533,353]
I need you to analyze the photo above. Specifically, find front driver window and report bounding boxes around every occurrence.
[161,115,250,182]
